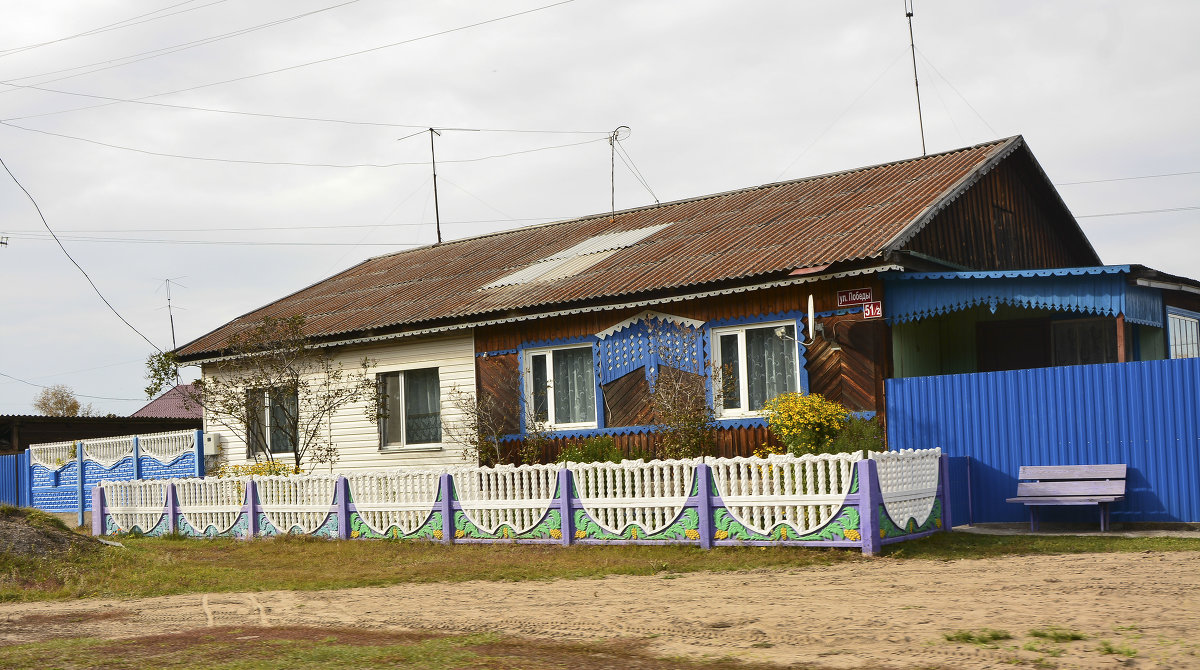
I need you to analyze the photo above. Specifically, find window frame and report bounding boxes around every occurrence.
[377,367,443,450]
[523,344,598,431]
[710,319,804,418]
[1167,307,1200,360]
[245,387,298,457]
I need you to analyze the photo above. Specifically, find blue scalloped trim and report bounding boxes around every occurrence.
[476,349,517,358]
[886,265,1130,281]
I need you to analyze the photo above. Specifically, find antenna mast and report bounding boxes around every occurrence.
[905,0,927,156]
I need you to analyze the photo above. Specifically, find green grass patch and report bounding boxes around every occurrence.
[1097,640,1138,657]
[1021,641,1065,657]
[881,531,1200,559]
[1028,626,1087,643]
[0,626,792,670]
[943,628,1013,647]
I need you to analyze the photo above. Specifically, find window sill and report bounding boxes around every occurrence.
[379,445,444,453]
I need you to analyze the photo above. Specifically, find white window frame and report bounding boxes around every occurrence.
[246,387,297,456]
[378,368,443,451]
[1167,308,1200,359]
[711,320,803,418]
[523,345,598,430]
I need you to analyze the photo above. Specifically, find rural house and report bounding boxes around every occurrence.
[176,135,1193,473]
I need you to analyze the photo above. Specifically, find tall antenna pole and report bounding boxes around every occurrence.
[429,128,442,244]
[905,0,927,156]
[609,129,617,222]
[164,278,179,350]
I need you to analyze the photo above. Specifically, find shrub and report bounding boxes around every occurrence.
[557,436,623,464]
[210,461,298,478]
[761,392,849,455]
[829,414,886,454]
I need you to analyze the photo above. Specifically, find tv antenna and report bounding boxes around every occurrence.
[904,0,927,156]
[608,126,631,221]
[398,127,479,244]
[157,277,187,351]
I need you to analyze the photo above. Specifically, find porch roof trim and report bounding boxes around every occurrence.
[883,265,1164,327]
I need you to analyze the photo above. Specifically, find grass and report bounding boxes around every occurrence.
[2,527,1199,603]
[1097,640,1138,657]
[1028,627,1087,643]
[0,626,796,670]
[943,629,1012,647]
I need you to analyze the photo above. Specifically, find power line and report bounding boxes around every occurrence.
[0,0,224,57]
[0,371,145,402]
[6,232,428,247]
[614,140,658,203]
[4,0,582,124]
[0,153,162,352]
[1074,205,1200,219]
[0,120,609,168]
[1056,170,1200,186]
[914,48,999,137]
[1,1,363,88]
[2,216,564,234]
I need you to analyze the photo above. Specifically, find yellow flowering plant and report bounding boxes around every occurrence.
[761,392,850,456]
[210,460,299,478]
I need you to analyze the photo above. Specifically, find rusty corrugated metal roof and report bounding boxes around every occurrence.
[176,137,1019,359]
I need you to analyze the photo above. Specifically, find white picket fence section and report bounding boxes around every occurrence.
[28,440,76,470]
[870,448,942,528]
[568,458,698,535]
[139,431,196,463]
[256,475,338,534]
[103,479,168,533]
[81,436,135,468]
[346,470,441,536]
[176,477,246,534]
[453,463,559,535]
[710,452,861,535]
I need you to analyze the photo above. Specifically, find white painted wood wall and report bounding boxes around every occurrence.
[203,332,476,473]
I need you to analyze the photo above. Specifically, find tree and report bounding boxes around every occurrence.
[645,321,716,460]
[146,315,378,473]
[442,355,549,466]
[32,384,95,417]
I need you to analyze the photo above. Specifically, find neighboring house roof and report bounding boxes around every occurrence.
[131,384,202,419]
[176,135,1077,361]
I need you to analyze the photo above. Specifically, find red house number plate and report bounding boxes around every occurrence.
[863,301,883,319]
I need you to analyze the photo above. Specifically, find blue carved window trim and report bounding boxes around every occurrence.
[517,334,603,433]
[705,310,811,415]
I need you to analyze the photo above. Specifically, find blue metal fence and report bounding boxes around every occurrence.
[886,357,1200,523]
[0,452,30,507]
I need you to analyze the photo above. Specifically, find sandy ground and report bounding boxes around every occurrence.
[2,551,1198,669]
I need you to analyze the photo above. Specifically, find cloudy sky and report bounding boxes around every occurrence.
[1,1,1197,415]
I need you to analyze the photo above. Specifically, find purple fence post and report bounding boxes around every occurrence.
[438,473,454,545]
[856,458,883,556]
[245,480,259,538]
[336,476,350,540]
[557,467,573,546]
[166,483,178,535]
[91,485,105,536]
[131,436,141,481]
[696,463,714,550]
[939,454,953,532]
[76,441,85,528]
[193,430,205,478]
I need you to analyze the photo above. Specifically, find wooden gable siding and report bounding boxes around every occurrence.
[603,369,655,427]
[476,353,520,436]
[903,150,1099,270]
[805,315,887,414]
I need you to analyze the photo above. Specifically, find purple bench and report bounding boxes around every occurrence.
[1006,464,1126,532]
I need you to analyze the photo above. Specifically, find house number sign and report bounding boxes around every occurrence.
[863,301,883,319]
[836,288,873,307]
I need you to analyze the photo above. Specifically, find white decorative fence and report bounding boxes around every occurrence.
[96,448,950,555]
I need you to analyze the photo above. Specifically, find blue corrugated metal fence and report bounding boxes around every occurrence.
[887,357,1200,523]
[0,451,30,507]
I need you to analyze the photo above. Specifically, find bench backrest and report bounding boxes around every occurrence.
[1016,464,1126,498]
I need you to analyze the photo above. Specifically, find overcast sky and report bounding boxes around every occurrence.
[1,1,1197,415]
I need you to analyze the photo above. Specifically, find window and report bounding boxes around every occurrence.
[712,322,800,415]
[246,388,297,457]
[525,346,596,428]
[1168,309,1200,359]
[379,368,442,448]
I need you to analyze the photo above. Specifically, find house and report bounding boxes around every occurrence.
[176,135,1147,472]
[131,383,203,419]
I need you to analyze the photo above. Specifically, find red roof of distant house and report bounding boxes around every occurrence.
[131,384,201,419]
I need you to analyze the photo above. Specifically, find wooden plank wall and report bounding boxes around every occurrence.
[905,150,1101,270]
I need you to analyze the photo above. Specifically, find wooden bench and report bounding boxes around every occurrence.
[1006,465,1126,532]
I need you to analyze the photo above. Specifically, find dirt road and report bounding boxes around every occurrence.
[3,551,1197,668]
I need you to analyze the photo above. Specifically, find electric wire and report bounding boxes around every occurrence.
[915,47,999,137]
[3,0,582,124]
[2,217,563,234]
[1074,205,1200,219]
[5,232,427,247]
[0,152,162,352]
[0,371,146,402]
[0,0,223,57]
[1056,170,1200,186]
[614,140,658,203]
[0,120,609,168]
[0,1,363,89]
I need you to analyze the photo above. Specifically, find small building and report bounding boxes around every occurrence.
[176,135,1195,473]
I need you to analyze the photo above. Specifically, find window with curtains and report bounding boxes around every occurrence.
[1168,308,1200,359]
[378,368,442,448]
[246,388,298,457]
[525,345,596,429]
[712,321,800,416]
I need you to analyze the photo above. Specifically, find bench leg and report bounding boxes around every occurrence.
[1099,502,1109,532]
[1029,507,1039,533]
